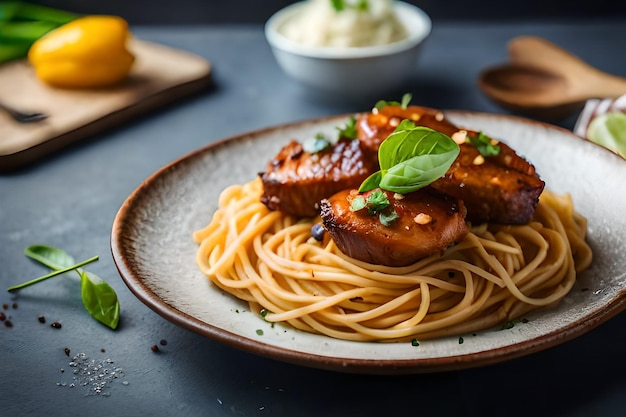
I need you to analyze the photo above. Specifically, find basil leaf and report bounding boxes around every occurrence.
[79,270,120,330]
[359,171,382,192]
[360,120,459,193]
[400,93,412,109]
[25,244,76,270]
[374,93,413,111]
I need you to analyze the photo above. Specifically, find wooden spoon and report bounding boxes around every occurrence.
[478,36,626,120]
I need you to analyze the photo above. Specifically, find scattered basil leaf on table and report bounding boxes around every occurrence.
[359,120,460,193]
[79,270,120,330]
[7,244,120,329]
[24,244,75,269]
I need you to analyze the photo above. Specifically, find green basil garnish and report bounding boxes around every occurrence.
[374,93,412,111]
[359,119,460,194]
[79,270,120,330]
[8,244,120,330]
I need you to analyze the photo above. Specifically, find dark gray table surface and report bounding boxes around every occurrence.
[2,20,625,417]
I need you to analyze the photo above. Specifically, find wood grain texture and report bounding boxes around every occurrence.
[0,40,212,172]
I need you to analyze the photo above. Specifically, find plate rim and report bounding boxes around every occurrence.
[111,110,626,374]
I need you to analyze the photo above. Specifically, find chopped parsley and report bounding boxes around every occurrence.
[379,209,399,227]
[302,132,331,153]
[500,317,529,330]
[467,131,501,157]
[302,117,357,153]
[337,116,358,139]
[350,190,399,226]
[350,189,389,215]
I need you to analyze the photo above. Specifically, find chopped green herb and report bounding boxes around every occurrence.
[359,120,460,194]
[364,189,390,214]
[379,209,399,227]
[350,190,399,226]
[351,190,389,214]
[500,317,529,330]
[337,116,357,139]
[302,133,331,154]
[330,0,369,12]
[501,320,515,330]
[467,132,501,157]
[374,93,413,111]
[350,195,367,212]
[458,336,464,344]
[256,329,264,336]
[411,338,420,346]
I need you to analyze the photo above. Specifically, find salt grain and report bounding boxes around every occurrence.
[57,352,127,396]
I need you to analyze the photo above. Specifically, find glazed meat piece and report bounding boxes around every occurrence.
[357,104,544,224]
[357,105,460,153]
[430,137,545,224]
[260,138,378,217]
[320,187,469,267]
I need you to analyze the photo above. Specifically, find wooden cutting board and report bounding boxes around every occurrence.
[0,40,212,172]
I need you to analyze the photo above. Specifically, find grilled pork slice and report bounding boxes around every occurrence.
[320,188,469,267]
[357,104,545,224]
[431,140,545,224]
[260,139,378,217]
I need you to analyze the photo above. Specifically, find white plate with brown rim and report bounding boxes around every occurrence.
[111,111,626,375]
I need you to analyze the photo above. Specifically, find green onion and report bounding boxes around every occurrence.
[0,1,79,63]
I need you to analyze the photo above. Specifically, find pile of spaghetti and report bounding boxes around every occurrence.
[193,177,592,342]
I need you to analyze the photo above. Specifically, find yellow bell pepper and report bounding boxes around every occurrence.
[28,15,135,88]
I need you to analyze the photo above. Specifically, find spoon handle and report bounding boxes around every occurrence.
[508,36,626,99]
[0,102,48,123]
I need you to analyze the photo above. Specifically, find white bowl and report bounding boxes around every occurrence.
[265,1,432,101]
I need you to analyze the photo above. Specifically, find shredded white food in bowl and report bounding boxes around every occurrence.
[279,0,408,48]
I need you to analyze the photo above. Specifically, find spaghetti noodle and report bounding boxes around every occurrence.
[193,177,592,342]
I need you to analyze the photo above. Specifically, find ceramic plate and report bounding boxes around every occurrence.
[111,111,626,374]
